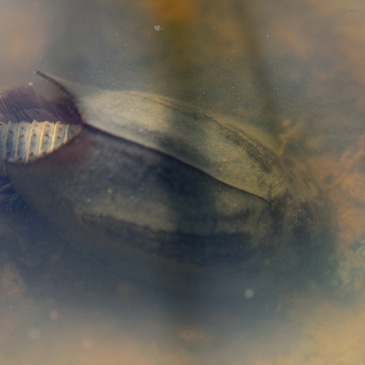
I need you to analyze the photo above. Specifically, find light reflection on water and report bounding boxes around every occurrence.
[0,0,365,363]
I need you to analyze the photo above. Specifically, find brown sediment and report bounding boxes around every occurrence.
[309,134,365,250]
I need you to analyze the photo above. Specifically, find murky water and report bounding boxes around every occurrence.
[0,0,364,364]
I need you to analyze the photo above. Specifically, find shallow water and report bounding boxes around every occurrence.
[0,0,364,364]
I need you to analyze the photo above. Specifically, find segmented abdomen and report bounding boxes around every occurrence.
[0,121,81,177]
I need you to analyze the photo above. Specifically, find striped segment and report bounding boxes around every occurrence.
[0,121,81,176]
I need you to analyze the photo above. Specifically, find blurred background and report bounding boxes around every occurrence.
[0,0,364,364]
